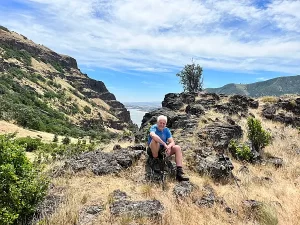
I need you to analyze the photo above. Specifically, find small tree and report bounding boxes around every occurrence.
[176,61,203,92]
[247,117,272,152]
[53,134,58,142]
[62,136,71,145]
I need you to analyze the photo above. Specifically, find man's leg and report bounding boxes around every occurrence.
[170,145,189,182]
[149,140,161,172]
[169,145,183,167]
[149,139,160,158]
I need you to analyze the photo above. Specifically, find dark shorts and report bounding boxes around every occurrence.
[147,145,165,159]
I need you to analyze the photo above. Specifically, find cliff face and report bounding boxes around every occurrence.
[0,26,132,134]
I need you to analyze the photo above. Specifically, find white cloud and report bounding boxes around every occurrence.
[1,0,300,74]
[256,77,267,81]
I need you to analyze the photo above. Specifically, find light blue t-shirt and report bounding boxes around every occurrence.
[148,124,172,145]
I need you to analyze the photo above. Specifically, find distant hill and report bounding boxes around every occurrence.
[0,25,133,137]
[205,75,300,97]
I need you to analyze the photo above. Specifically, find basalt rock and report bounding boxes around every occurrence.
[180,92,197,104]
[62,148,143,176]
[162,93,184,110]
[198,123,243,150]
[194,154,234,180]
[193,185,215,208]
[278,98,300,115]
[262,105,300,127]
[173,181,196,198]
[109,190,164,218]
[30,184,65,224]
[78,205,104,225]
[185,104,205,116]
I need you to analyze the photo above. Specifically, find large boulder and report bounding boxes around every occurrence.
[162,93,184,110]
[109,190,164,218]
[198,123,243,149]
[194,154,234,180]
[173,181,196,198]
[185,104,205,117]
[62,147,144,176]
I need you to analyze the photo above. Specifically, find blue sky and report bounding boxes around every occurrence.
[1,0,299,102]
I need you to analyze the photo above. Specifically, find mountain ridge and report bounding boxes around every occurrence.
[205,74,300,97]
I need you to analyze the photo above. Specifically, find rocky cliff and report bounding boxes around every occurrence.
[0,26,132,135]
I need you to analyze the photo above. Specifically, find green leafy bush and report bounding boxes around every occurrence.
[0,134,48,224]
[15,136,43,152]
[53,134,58,142]
[247,117,272,152]
[228,140,252,161]
[1,43,32,66]
[62,136,71,145]
[84,105,92,114]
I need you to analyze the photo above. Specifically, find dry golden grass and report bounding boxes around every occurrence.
[31,57,56,73]
[259,96,279,104]
[0,120,79,144]
[24,98,299,225]
[42,132,300,225]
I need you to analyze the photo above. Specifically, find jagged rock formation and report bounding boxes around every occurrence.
[61,146,144,176]
[139,93,252,180]
[109,190,164,218]
[262,97,300,127]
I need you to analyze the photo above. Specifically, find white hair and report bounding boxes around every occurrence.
[157,115,167,123]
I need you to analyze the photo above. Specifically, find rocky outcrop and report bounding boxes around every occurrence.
[193,185,216,208]
[173,181,196,198]
[109,190,164,218]
[194,154,234,180]
[0,29,78,70]
[78,205,104,225]
[198,123,243,149]
[61,146,144,176]
[262,102,300,127]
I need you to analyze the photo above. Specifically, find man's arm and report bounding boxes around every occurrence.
[167,137,175,148]
[150,131,168,148]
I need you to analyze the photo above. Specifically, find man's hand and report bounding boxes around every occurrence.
[165,145,171,156]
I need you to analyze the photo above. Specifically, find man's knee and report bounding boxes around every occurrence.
[172,145,181,152]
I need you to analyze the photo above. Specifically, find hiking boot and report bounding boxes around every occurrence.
[151,158,161,173]
[176,168,189,182]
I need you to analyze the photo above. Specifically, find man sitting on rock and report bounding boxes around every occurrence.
[148,115,189,182]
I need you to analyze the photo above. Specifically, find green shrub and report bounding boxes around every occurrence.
[247,117,272,152]
[44,90,58,99]
[228,140,252,161]
[50,62,64,73]
[0,134,48,224]
[62,136,71,145]
[1,44,32,66]
[53,134,58,142]
[83,105,91,114]
[15,136,43,152]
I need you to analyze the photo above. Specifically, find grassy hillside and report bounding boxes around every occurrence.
[0,26,133,139]
[206,75,300,97]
